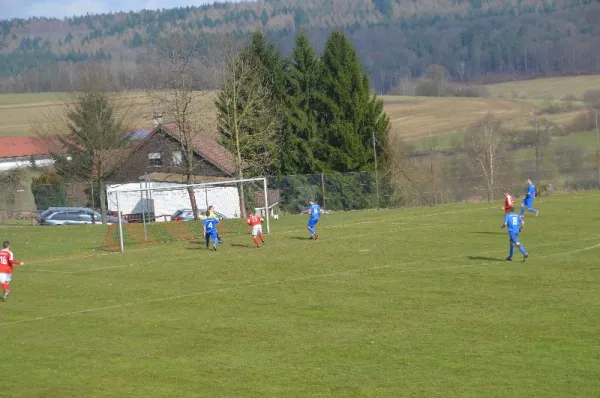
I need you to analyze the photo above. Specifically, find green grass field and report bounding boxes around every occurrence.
[2,192,600,396]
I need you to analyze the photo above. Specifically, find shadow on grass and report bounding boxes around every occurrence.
[470,231,504,235]
[230,243,250,248]
[468,256,505,262]
[289,236,311,240]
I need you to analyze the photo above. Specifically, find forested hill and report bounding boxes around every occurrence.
[1,0,600,93]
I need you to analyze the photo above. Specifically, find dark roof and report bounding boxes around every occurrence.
[0,136,53,158]
[156,123,237,176]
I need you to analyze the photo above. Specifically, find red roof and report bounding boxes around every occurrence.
[158,124,238,176]
[0,137,53,159]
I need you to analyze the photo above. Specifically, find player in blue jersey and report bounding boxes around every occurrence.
[520,178,539,217]
[306,199,321,240]
[203,211,220,251]
[502,207,528,262]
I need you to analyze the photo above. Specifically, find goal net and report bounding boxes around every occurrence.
[103,177,275,252]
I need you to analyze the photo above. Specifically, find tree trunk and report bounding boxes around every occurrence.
[187,186,199,220]
[99,182,107,225]
[237,170,247,219]
[186,172,199,220]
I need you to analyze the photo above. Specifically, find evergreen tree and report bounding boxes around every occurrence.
[282,32,321,174]
[317,31,390,172]
[246,31,287,104]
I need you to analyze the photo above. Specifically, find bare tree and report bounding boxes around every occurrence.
[142,33,217,220]
[464,115,506,201]
[215,34,283,218]
[34,61,134,224]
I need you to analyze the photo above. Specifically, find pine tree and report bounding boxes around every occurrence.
[317,31,390,172]
[281,32,321,174]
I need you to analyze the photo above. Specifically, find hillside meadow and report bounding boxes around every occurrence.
[0,92,540,139]
[485,75,600,100]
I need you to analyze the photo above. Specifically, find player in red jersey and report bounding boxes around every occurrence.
[503,192,515,215]
[247,213,265,248]
[0,240,24,301]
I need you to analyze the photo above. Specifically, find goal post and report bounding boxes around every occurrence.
[105,177,271,252]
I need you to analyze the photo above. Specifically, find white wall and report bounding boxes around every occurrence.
[106,182,242,220]
[0,157,54,171]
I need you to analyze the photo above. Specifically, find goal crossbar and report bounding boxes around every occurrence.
[109,177,267,194]
[111,177,270,253]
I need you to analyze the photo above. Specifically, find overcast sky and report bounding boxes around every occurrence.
[0,0,223,20]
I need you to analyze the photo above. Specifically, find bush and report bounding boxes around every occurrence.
[583,89,600,104]
[566,110,597,133]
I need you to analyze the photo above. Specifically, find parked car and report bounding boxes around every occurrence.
[171,209,229,221]
[171,209,207,222]
[38,207,126,226]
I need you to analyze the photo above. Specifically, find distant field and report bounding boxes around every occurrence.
[0,92,217,138]
[0,88,591,143]
[486,75,600,100]
[381,96,533,139]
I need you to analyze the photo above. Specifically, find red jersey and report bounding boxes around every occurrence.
[504,194,515,214]
[0,249,21,274]
[247,215,262,227]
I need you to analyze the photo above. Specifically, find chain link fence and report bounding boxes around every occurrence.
[268,152,600,214]
[1,152,598,224]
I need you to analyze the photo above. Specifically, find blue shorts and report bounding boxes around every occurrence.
[522,198,532,207]
[308,218,319,228]
[206,231,218,241]
[509,232,520,244]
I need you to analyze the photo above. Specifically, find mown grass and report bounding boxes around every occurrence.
[2,192,600,396]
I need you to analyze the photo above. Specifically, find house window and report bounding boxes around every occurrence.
[148,152,162,167]
[172,151,183,165]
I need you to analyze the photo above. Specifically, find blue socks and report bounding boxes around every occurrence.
[518,244,527,256]
[509,245,515,258]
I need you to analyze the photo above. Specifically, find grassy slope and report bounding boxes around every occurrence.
[0,92,218,138]
[2,192,600,396]
[485,75,600,100]
[381,95,533,138]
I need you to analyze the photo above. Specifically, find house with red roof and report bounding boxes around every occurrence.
[107,123,240,183]
[0,136,56,171]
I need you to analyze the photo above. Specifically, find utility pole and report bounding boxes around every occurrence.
[534,116,539,177]
[596,111,600,184]
[428,129,435,204]
[372,131,380,209]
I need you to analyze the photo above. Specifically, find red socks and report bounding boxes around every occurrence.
[253,237,260,247]
[259,233,264,243]
[1,283,8,292]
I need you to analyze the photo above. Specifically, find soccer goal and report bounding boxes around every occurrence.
[104,177,272,252]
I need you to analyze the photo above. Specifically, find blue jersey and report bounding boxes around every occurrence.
[203,217,219,234]
[308,203,321,220]
[526,183,535,199]
[504,212,523,234]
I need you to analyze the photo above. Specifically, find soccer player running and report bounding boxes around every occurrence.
[0,241,24,301]
[520,178,539,218]
[207,205,223,243]
[247,212,265,248]
[203,211,220,251]
[503,192,515,214]
[306,199,321,240]
[502,207,528,262]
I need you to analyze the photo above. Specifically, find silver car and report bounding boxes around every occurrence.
[38,207,126,226]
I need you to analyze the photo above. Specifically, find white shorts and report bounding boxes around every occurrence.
[0,273,12,283]
[251,225,262,236]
